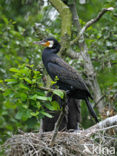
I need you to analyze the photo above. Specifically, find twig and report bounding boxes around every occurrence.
[50,106,66,146]
[95,124,117,132]
[94,95,106,108]
[70,7,114,45]
[50,95,68,147]
[37,85,66,94]
[81,115,117,137]
[97,115,117,129]
[18,129,25,134]
[66,48,80,59]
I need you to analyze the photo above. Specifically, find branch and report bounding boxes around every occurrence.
[49,0,72,37]
[50,94,68,146]
[50,108,65,146]
[71,7,114,45]
[81,115,117,137]
[65,48,80,59]
[94,95,106,108]
[49,0,72,55]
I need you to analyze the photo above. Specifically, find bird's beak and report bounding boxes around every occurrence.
[34,40,50,47]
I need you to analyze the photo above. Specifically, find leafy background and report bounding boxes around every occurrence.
[0,0,117,145]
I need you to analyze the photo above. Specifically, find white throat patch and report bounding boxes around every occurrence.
[48,40,54,48]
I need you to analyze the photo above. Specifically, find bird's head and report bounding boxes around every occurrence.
[34,37,60,49]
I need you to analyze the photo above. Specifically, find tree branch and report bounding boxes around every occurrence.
[50,107,65,146]
[65,48,80,59]
[71,7,114,45]
[94,95,106,108]
[81,114,117,137]
[49,0,72,37]
[69,1,106,112]
[49,0,72,55]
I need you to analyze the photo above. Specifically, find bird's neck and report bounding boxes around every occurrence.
[47,43,61,54]
[42,44,61,64]
[42,49,55,67]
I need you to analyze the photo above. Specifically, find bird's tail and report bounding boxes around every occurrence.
[85,97,99,123]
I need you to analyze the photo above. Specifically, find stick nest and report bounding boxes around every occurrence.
[2,131,97,156]
[2,130,117,156]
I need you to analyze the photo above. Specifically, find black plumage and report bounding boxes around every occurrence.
[36,37,98,127]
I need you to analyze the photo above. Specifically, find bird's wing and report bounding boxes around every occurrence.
[48,57,89,92]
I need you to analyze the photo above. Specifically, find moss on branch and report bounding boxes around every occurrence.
[49,0,72,55]
[49,0,72,37]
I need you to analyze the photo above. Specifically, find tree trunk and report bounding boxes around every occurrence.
[70,1,104,112]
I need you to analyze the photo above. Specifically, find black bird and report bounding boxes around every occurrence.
[35,37,99,123]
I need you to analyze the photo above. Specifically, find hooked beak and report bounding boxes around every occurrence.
[34,40,50,47]
[34,41,44,45]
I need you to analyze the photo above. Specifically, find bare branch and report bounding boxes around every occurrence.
[95,125,117,132]
[94,95,106,108]
[50,94,68,146]
[81,115,117,137]
[50,108,65,146]
[71,7,114,45]
[66,48,80,59]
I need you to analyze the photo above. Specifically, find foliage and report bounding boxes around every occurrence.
[0,3,61,143]
[0,63,62,144]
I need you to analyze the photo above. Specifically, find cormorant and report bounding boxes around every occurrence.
[35,37,99,126]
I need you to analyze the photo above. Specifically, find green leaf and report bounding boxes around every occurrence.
[36,102,41,109]
[15,111,23,120]
[31,111,39,117]
[30,94,52,101]
[9,68,19,73]
[29,94,37,100]
[0,80,3,83]
[41,111,53,118]
[24,77,32,84]
[44,103,55,111]
[15,109,32,121]
[36,96,52,101]
[19,93,27,101]
[3,89,12,96]
[5,79,17,84]
[15,92,27,101]
[4,100,16,109]
[53,89,64,99]
[19,83,29,90]
[51,101,60,110]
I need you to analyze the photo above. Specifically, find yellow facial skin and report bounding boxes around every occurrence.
[41,41,50,47]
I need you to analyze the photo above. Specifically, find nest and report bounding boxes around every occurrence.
[2,131,98,156]
[2,129,117,156]
[1,115,117,156]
